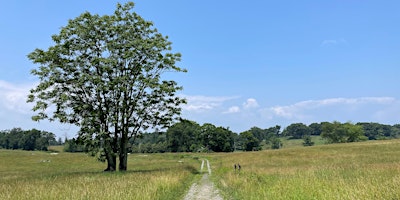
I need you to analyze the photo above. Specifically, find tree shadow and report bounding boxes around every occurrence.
[59,164,200,177]
[126,165,200,175]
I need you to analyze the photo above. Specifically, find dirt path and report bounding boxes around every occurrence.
[183,159,223,200]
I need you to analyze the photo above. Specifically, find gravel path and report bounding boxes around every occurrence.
[183,159,223,200]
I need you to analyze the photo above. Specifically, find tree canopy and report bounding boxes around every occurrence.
[321,121,365,143]
[27,2,186,171]
[282,123,311,139]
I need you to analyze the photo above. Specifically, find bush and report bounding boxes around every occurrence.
[271,138,283,149]
[303,135,314,146]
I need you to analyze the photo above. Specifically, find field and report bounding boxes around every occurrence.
[0,150,200,200]
[1,139,400,199]
[211,139,400,200]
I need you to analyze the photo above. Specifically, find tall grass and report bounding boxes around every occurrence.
[0,151,200,200]
[211,140,400,200]
[2,140,400,199]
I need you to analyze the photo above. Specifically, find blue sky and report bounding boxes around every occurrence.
[1,1,399,138]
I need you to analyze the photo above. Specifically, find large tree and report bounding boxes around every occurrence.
[27,2,186,171]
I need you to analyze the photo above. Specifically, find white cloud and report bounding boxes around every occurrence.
[321,38,347,47]
[224,106,240,114]
[0,80,34,114]
[180,95,239,112]
[261,97,398,123]
[243,98,259,109]
[0,80,80,139]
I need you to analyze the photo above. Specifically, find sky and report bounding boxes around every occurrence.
[1,0,400,138]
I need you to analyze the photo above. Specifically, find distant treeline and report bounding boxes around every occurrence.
[4,121,400,153]
[65,120,400,153]
[0,128,59,151]
[128,121,400,153]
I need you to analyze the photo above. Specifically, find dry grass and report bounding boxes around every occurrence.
[2,139,400,199]
[210,139,400,200]
[0,151,200,200]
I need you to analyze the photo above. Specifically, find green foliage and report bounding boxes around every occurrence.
[283,123,311,139]
[239,131,261,151]
[302,135,315,146]
[166,120,200,152]
[248,126,281,142]
[357,122,395,140]
[0,128,56,151]
[27,2,186,171]
[271,137,283,149]
[321,121,365,143]
[309,122,323,135]
[63,138,87,152]
[200,124,235,152]
[165,120,235,152]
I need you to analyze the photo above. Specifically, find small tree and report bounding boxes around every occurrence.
[271,137,282,149]
[302,135,314,146]
[239,131,261,151]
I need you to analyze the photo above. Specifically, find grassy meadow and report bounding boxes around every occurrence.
[210,139,400,200]
[0,150,201,200]
[1,139,400,199]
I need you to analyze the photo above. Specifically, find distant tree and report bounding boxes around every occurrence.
[303,135,314,146]
[211,127,235,152]
[239,131,260,151]
[0,131,5,149]
[64,138,86,152]
[392,124,400,138]
[271,137,283,149]
[27,2,186,171]
[57,137,63,145]
[248,127,265,141]
[357,122,393,140]
[309,123,322,135]
[266,125,281,136]
[0,128,55,151]
[166,120,200,152]
[321,122,346,143]
[200,124,234,152]
[8,128,24,149]
[21,129,40,150]
[321,121,365,143]
[283,123,311,139]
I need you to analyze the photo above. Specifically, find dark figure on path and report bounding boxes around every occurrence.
[234,164,237,172]
[238,163,241,171]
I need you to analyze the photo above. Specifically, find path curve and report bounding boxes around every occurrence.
[183,159,223,200]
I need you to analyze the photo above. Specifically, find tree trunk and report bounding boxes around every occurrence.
[104,139,116,172]
[119,133,128,171]
[104,151,116,171]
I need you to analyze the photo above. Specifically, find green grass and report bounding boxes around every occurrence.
[281,135,326,148]
[2,139,400,199]
[210,139,400,200]
[0,151,200,200]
